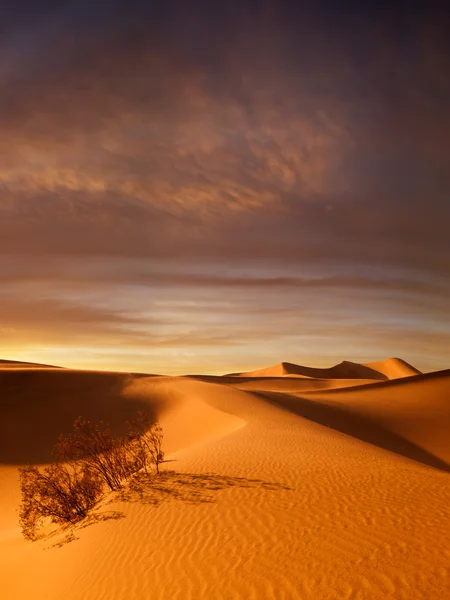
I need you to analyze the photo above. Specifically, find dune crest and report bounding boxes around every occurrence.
[0,359,59,370]
[363,357,422,379]
[230,357,421,380]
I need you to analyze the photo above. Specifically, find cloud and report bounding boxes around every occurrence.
[0,73,353,221]
[0,2,361,229]
[0,1,449,372]
[1,254,450,300]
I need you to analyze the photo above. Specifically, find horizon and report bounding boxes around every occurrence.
[0,354,441,378]
[1,0,449,374]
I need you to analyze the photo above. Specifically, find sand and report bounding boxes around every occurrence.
[229,357,421,380]
[0,358,449,599]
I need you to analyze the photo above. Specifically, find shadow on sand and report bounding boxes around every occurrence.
[114,470,291,506]
[45,470,291,548]
[45,510,125,549]
[256,391,450,473]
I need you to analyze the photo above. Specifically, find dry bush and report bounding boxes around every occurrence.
[55,418,134,492]
[18,412,164,540]
[19,462,103,541]
[126,411,165,474]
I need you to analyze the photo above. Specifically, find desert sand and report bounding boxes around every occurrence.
[0,357,449,599]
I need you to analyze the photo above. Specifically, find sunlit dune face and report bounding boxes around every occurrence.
[0,1,449,373]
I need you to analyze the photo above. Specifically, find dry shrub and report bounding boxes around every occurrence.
[55,418,134,491]
[19,412,164,540]
[126,411,164,475]
[19,462,103,540]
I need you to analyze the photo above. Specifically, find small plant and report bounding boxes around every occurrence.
[19,462,103,541]
[55,418,132,492]
[126,411,165,475]
[18,412,164,540]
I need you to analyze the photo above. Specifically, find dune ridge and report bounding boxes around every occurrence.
[0,359,60,369]
[362,357,422,379]
[228,357,421,380]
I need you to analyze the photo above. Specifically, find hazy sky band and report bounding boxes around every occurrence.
[1,1,449,373]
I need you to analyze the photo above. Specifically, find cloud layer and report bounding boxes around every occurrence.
[1,1,449,372]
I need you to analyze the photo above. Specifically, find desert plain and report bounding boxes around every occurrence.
[0,357,449,599]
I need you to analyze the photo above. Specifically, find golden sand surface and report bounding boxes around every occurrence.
[0,359,449,599]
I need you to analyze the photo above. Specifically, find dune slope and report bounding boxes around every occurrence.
[253,369,450,470]
[0,368,151,464]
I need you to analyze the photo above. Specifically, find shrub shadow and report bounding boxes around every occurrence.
[44,509,125,549]
[44,471,290,548]
[114,470,292,506]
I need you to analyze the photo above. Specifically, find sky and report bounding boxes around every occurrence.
[0,0,449,374]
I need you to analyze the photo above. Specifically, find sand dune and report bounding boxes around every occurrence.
[0,369,243,464]
[250,369,450,470]
[0,368,150,464]
[0,359,60,369]
[229,357,420,380]
[362,357,422,379]
[0,358,449,600]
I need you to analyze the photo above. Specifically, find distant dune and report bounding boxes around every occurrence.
[0,357,449,600]
[228,357,421,380]
[0,359,60,369]
[362,357,422,379]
